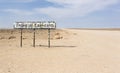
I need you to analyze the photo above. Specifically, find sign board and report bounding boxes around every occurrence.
[14,21,56,29]
[14,21,56,48]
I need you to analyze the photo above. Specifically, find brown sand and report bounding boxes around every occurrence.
[0,29,120,73]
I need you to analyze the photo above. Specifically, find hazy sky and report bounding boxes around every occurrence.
[0,0,120,28]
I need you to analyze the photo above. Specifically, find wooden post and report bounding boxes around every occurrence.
[48,28,50,48]
[33,29,35,47]
[20,29,23,47]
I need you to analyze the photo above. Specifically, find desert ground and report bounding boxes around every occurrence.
[0,28,120,73]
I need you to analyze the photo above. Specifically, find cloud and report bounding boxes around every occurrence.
[0,0,35,3]
[2,0,119,19]
[114,9,120,13]
[35,0,119,19]
[14,0,35,3]
[3,9,34,15]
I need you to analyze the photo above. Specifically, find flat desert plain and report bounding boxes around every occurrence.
[0,29,120,73]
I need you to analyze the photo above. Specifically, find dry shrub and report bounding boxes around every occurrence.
[8,36,16,39]
[54,32,63,39]
[54,35,63,39]
[55,32,60,35]
[23,38,27,40]
[0,36,5,40]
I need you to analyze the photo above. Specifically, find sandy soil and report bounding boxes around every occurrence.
[0,29,120,73]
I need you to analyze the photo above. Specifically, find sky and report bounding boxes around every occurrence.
[0,0,120,28]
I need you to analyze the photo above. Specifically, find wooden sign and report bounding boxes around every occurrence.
[14,21,56,29]
[14,21,56,48]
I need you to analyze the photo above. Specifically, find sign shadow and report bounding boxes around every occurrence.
[36,44,76,48]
